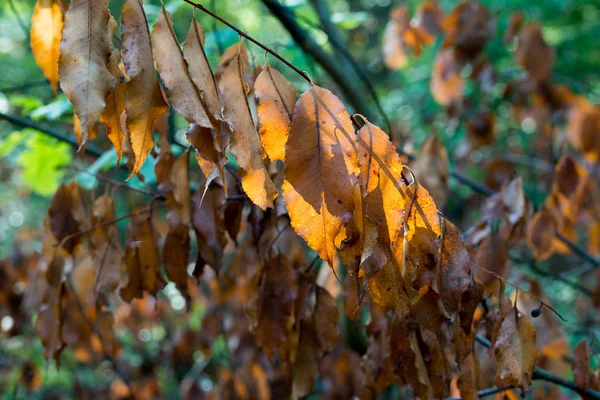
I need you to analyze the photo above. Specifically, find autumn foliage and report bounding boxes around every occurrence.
[2,0,600,399]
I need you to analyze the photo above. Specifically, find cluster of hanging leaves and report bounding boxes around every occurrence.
[6,0,597,398]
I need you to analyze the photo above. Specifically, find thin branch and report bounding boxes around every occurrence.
[0,112,104,157]
[182,0,312,84]
[444,385,515,400]
[57,202,166,249]
[7,0,29,40]
[0,80,50,93]
[68,166,157,197]
[556,232,600,266]
[469,261,567,321]
[256,0,378,122]
[308,0,392,134]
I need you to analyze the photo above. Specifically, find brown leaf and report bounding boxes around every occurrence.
[412,1,444,46]
[567,99,600,162]
[411,136,449,207]
[89,195,123,293]
[493,309,539,391]
[527,206,557,260]
[192,183,227,273]
[121,0,168,177]
[255,62,296,162]
[443,1,495,59]
[219,49,278,210]
[249,255,298,360]
[186,124,227,195]
[382,8,422,70]
[59,0,116,147]
[46,182,89,254]
[182,16,225,143]
[431,48,465,105]
[466,110,496,149]
[283,85,358,266]
[152,6,211,128]
[120,211,164,301]
[31,0,63,93]
[573,339,600,392]
[163,223,191,293]
[515,22,554,83]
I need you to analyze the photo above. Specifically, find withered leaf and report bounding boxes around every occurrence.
[493,309,539,392]
[163,223,191,293]
[572,339,600,392]
[182,16,224,135]
[283,85,358,266]
[152,5,211,128]
[431,48,465,105]
[411,136,449,207]
[121,0,169,177]
[120,211,164,301]
[31,0,63,93]
[255,62,296,162]
[515,22,554,83]
[219,50,278,210]
[249,255,298,360]
[59,0,116,147]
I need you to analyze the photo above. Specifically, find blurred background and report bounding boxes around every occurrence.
[0,0,599,398]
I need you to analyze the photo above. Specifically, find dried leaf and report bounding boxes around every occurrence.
[431,48,465,105]
[31,0,64,93]
[219,50,278,210]
[493,309,539,391]
[443,1,495,59]
[59,0,116,146]
[411,136,449,207]
[182,16,224,136]
[573,339,600,392]
[283,86,358,266]
[152,6,211,128]
[255,62,296,162]
[120,211,164,301]
[515,22,554,83]
[121,0,168,177]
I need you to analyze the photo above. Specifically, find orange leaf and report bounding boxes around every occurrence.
[255,62,296,162]
[121,0,168,177]
[283,85,358,266]
[219,49,278,210]
[31,0,63,93]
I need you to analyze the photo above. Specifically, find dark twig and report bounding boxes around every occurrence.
[445,384,515,399]
[308,0,392,134]
[0,112,104,157]
[0,80,50,93]
[7,0,30,39]
[57,201,166,249]
[257,0,378,122]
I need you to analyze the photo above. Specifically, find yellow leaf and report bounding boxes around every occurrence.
[255,62,296,162]
[283,85,358,266]
[219,50,278,210]
[121,0,168,177]
[59,0,116,147]
[31,0,63,93]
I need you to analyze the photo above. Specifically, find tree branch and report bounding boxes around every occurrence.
[308,0,392,134]
[0,112,104,157]
[258,0,378,122]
